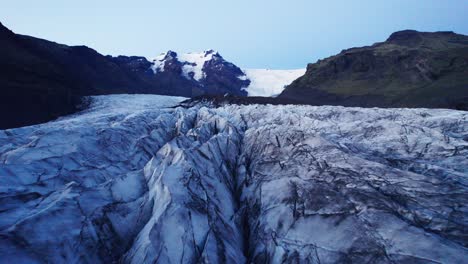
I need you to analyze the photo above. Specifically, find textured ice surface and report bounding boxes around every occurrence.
[0,95,467,263]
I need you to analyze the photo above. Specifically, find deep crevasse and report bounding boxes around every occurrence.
[0,95,467,263]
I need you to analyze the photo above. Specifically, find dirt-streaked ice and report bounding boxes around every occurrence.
[0,94,467,263]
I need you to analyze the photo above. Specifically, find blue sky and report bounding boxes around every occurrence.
[1,0,467,69]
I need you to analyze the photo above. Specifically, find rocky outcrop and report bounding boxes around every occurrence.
[1,95,467,263]
[202,51,250,96]
[280,30,468,110]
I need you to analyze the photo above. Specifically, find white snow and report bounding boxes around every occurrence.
[242,68,306,97]
[151,50,216,81]
[150,50,304,97]
[178,51,215,81]
[151,53,168,73]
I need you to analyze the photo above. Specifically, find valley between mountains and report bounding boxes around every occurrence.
[1,95,467,263]
[2,20,467,130]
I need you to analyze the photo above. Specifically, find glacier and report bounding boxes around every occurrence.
[0,94,467,263]
[242,69,306,97]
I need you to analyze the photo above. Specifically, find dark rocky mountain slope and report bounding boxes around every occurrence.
[0,22,83,129]
[0,22,189,129]
[0,22,248,129]
[280,30,468,109]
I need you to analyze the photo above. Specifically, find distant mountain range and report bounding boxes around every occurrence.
[0,22,300,128]
[280,30,468,109]
[0,21,244,128]
[1,21,467,129]
[148,50,250,96]
[149,50,304,97]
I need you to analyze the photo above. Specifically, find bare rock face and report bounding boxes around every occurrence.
[0,95,467,263]
[280,30,468,110]
[201,50,250,96]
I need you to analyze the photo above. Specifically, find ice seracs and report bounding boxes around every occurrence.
[1,94,466,263]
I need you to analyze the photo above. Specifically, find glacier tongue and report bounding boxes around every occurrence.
[0,95,467,263]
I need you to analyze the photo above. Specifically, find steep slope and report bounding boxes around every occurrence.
[0,21,184,129]
[280,30,468,109]
[0,22,83,129]
[1,95,467,263]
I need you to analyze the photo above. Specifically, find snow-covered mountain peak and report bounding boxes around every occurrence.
[147,50,249,96]
[151,50,222,81]
[149,50,305,97]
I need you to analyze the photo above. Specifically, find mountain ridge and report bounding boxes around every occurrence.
[2,22,467,129]
[0,22,250,128]
[279,30,468,109]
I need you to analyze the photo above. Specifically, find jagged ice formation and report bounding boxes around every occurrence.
[0,95,467,263]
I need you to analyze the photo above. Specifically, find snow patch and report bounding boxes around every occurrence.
[151,53,168,73]
[178,51,215,81]
[151,50,217,81]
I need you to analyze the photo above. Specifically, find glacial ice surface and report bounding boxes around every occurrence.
[0,94,467,263]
